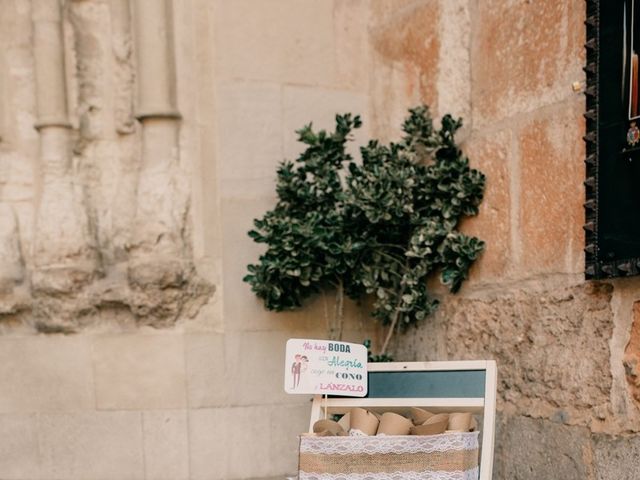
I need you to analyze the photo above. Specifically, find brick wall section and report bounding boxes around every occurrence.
[392,1,640,479]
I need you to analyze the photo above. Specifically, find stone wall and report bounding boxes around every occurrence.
[0,1,383,479]
[386,1,640,479]
[1,0,637,479]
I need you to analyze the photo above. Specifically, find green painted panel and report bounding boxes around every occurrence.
[363,370,486,398]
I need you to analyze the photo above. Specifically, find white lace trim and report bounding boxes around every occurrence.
[299,466,479,480]
[349,429,367,436]
[300,432,479,455]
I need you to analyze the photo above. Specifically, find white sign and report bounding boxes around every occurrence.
[284,338,368,397]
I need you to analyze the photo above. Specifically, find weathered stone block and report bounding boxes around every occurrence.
[0,335,94,413]
[225,331,311,406]
[214,0,336,86]
[500,416,591,480]
[460,129,512,282]
[334,0,371,90]
[93,333,187,410]
[369,0,431,19]
[185,332,228,408]
[226,405,273,479]
[436,0,471,120]
[623,302,640,407]
[369,1,440,141]
[519,100,585,275]
[189,408,229,480]
[440,283,613,425]
[0,203,24,292]
[270,403,311,475]
[189,408,232,480]
[143,410,189,480]
[216,81,283,199]
[593,433,640,480]
[282,85,369,162]
[189,406,272,480]
[39,411,144,479]
[472,0,584,126]
[0,414,40,479]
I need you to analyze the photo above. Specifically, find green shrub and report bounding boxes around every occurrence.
[244,106,485,354]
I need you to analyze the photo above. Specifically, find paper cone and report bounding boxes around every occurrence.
[447,412,472,432]
[407,407,435,425]
[410,413,449,436]
[337,412,350,431]
[376,412,413,436]
[313,419,347,436]
[469,416,478,432]
[350,408,379,436]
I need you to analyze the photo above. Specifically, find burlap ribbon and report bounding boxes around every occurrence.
[298,432,479,478]
[300,450,478,475]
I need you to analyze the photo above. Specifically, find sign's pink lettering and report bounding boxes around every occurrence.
[318,383,365,393]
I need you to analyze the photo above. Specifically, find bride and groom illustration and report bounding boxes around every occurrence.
[290,354,309,389]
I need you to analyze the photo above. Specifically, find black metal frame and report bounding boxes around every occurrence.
[584,0,599,278]
[584,0,640,279]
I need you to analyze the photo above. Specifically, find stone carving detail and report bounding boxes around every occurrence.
[31,0,100,297]
[0,203,27,315]
[110,0,136,135]
[123,0,212,326]
[0,0,213,331]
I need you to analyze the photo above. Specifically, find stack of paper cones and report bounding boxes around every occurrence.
[312,408,478,436]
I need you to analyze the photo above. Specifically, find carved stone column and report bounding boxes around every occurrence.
[31,0,98,293]
[109,0,139,260]
[110,0,136,135]
[129,0,189,288]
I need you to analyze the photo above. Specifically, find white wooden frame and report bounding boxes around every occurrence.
[308,360,497,480]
